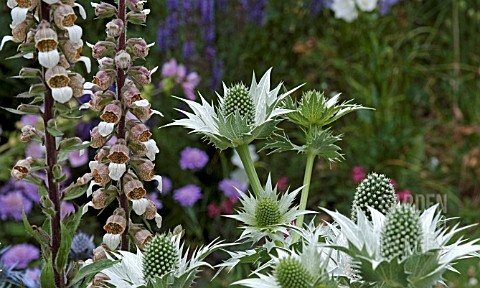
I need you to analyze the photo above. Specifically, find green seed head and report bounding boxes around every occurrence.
[381,204,422,261]
[351,173,396,222]
[222,83,254,124]
[143,234,179,280]
[255,197,281,227]
[275,257,312,288]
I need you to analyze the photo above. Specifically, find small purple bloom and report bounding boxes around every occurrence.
[174,184,202,207]
[1,244,39,269]
[218,179,248,198]
[161,59,178,78]
[15,180,40,203]
[21,115,41,127]
[379,0,400,15]
[0,192,32,221]
[179,147,209,171]
[161,176,172,193]
[60,201,75,219]
[76,121,95,141]
[146,192,163,209]
[23,268,41,288]
[68,150,89,168]
[25,143,45,159]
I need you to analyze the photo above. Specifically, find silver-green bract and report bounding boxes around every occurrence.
[351,173,397,222]
[323,204,480,287]
[168,68,301,150]
[227,175,310,243]
[95,231,227,288]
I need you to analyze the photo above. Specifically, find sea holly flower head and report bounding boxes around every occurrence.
[351,172,397,222]
[323,204,480,287]
[143,234,179,280]
[227,175,310,243]
[169,68,301,150]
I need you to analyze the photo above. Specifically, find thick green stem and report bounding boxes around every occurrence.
[293,152,316,242]
[235,145,262,196]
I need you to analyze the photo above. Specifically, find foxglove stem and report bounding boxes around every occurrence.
[116,0,130,251]
[293,152,316,243]
[40,2,63,287]
[235,145,262,197]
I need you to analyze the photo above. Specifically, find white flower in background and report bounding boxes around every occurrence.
[356,0,378,12]
[332,0,359,22]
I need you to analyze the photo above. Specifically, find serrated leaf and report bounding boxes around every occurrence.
[405,252,443,287]
[359,257,409,288]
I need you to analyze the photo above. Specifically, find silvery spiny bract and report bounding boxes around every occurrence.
[168,68,301,150]
[351,173,397,222]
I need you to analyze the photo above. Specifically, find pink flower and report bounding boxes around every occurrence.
[161,59,178,78]
[207,203,221,218]
[396,189,412,203]
[276,176,288,191]
[220,198,236,214]
[390,179,397,189]
[351,166,366,183]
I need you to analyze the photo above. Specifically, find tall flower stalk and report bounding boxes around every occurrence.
[1,0,89,286]
[83,0,162,252]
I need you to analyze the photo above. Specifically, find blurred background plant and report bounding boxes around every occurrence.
[0,0,479,287]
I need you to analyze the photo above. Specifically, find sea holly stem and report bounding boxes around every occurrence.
[236,144,262,197]
[116,0,130,252]
[293,152,316,243]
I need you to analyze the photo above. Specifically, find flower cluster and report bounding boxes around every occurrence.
[330,0,400,22]
[161,59,201,100]
[82,0,162,251]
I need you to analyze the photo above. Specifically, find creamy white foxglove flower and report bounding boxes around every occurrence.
[7,0,17,9]
[108,163,126,181]
[168,69,300,150]
[332,0,358,22]
[65,25,83,45]
[227,175,311,243]
[38,50,60,69]
[98,121,115,137]
[103,233,122,250]
[11,7,29,27]
[52,86,73,103]
[74,3,87,19]
[132,198,150,215]
[143,139,158,161]
[356,0,378,11]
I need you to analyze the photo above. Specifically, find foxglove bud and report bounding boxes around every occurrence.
[100,102,122,124]
[92,273,110,287]
[122,81,143,107]
[105,19,124,38]
[93,245,108,261]
[76,173,93,186]
[143,234,178,279]
[35,21,59,68]
[222,83,254,123]
[92,70,116,91]
[12,21,29,43]
[98,57,115,70]
[144,200,156,220]
[103,208,127,234]
[134,229,153,250]
[54,4,77,29]
[92,2,117,19]
[90,162,111,186]
[275,258,313,288]
[91,41,116,59]
[58,54,70,69]
[63,40,83,63]
[123,178,146,200]
[11,157,34,180]
[128,66,151,86]
[381,204,422,261]
[45,65,73,103]
[90,126,108,148]
[69,73,85,97]
[255,197,281,227]
[351,173,397,222]
[115,50,131,70]
[127,38,149,59]
[92,187,116,209]
[94,147,110,161]
[126,10,149,25]
[132,159,155,181]
[127,0,145,12]
[89,90,115,112]
[129,122,151,142]
[20,125,40,142]
[130,104,152,121]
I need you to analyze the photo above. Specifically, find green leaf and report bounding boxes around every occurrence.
[47,119,64,137]
[405,252,443,288]
[359,257,410,288]
[1,106,41,115]
[59,142,91,153]
[58,207,84,272]
[69,259,117,287]
[41,256,56,288]
[62,185,88,201]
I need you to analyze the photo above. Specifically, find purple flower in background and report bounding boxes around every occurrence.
[15,180,40,203]
[60,201,75,219]
[0,192,32,221]
[68,150,89,168]
[1,244,39,269]
[310,0,333,15]
[21,115,41,127]
[218,179,248,198]
[70,233,95,261]
[147,193,163,209]
[174,184,202,206]
[183,40,196,59]
[23,268,41,288]
[161,176,172,193]
[76,121,95,141]
[379,0,400,15]
[161,59,179,78]
[182,72,200,100]
[179,147,209,171]
[25,143,45,159]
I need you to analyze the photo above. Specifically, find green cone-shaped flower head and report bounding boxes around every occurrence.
[381,204,422,261]
[351,172,396,222]
[222,83,255,124]
[143,234,179,279]
[275,257,312,288]
[255,197,281,227]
